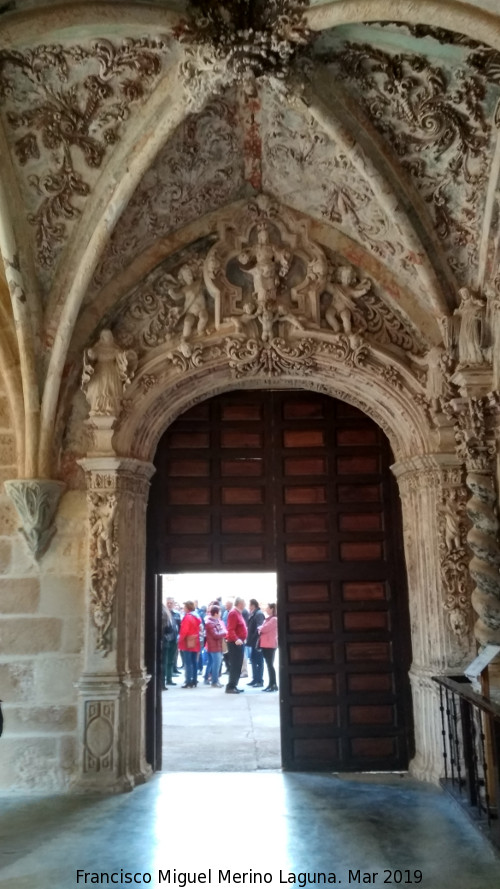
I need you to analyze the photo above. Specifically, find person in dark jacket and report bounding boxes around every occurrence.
[246,598,265,687]
[162,603,178,688]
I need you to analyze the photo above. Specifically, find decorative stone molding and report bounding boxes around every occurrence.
[325,39,493,281]
[116,197,426,382]
[0,38,170,277]
[438,484,472,639]
[74,457,155,791]
[4,478,66,559]
[444,393,500,645]
[176,1,312,107]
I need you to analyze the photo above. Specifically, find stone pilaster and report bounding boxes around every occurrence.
[73,457,155,792]
[392,454,475,784]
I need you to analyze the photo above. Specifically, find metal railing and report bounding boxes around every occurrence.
[432,674,500,849]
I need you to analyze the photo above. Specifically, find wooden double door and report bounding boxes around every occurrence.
[147,390,414,771]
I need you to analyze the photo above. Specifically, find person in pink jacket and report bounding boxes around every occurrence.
[258,603,278,692]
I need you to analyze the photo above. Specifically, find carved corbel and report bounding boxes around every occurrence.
[4,479,66,559]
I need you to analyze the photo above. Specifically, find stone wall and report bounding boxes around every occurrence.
[0,395,86,790]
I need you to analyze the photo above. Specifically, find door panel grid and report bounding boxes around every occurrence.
[148,390,414,771]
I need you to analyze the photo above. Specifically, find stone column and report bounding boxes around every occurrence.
[392,454,475,784]
[74,457,155,792]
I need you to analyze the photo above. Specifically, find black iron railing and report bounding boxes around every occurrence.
[433,674,500,848]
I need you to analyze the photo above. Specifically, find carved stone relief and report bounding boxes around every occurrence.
[115,197,427,386]
[91,95,244,295]
[322,40,497,283]
[261,92,431,302]
[87,488,118,655]
[175,0,313,108]
[438,485,472,639]
[0,38,170,286]
[4,478,66,559]
[84,701,115,774]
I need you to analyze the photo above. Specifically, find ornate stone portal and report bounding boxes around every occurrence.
[71,196,499,790]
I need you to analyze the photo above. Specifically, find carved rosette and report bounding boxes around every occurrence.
[448,396,500,645]
[4,479,66,559]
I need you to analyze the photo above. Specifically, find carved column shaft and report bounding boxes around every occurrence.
[75,457,155,791]
[451,394,500,646]
[392,455,475,784]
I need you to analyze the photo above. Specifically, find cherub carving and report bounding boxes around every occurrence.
[323,265,370,345]
[231,300,308,342]
[238,222,291,305]
[82,330,137,417]
[167,261,210,345]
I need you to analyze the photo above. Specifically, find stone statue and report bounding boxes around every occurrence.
[323,265,370,343]
[441,493,462,552]
[90,495,117,560]
[238,222,291,305]
[82,330,137,417]
[167,262,210,345]
[231,299,307,342]
[454,287,486,366]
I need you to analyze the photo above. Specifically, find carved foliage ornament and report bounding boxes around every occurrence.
[176,0,312,95]
[117,198,424,382]
[88,489,118,656]
[0,39,169,271]
[327,42,492,279]
[4,479,66,560]
[438,485,471,640]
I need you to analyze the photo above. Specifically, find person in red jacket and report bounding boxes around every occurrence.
[225,597,247,694]
[178,600,202,688]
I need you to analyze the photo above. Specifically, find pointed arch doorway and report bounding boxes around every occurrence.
[146,389,414,772]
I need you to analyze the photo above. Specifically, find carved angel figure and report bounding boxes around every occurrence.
[167,261,209,344]
[82,330,137,417]
[454,287,486,366]
[238,222,291,306]
[323,265,370,342]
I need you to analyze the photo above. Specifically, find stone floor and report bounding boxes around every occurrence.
[1,772,500,889]
[1,674,500,889]
[161,670,281,770]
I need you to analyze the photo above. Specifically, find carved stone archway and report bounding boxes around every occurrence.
[72,197,480,790]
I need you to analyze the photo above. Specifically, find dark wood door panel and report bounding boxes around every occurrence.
[148,390,414,772]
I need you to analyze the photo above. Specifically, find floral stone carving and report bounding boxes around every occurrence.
[176,0,312,105]
[438,487,472,639]
[4,479,66,559]
[0,38,169,274]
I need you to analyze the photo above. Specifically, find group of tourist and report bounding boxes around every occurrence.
[162,596,278,695]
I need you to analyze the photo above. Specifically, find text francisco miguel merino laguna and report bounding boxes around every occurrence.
[75,869,383,885]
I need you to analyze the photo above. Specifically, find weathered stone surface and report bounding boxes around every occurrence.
[4,704,76,734]
[0,434,16,466]
[0,538,12,573]
[0,662,34,701]
[61,617,84,654]
[40,574,84,616]
[34,656,82,705]
[0,497,18,535]
[0,397,12,428]
[0,616,61,653]
[0,577,40,613]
